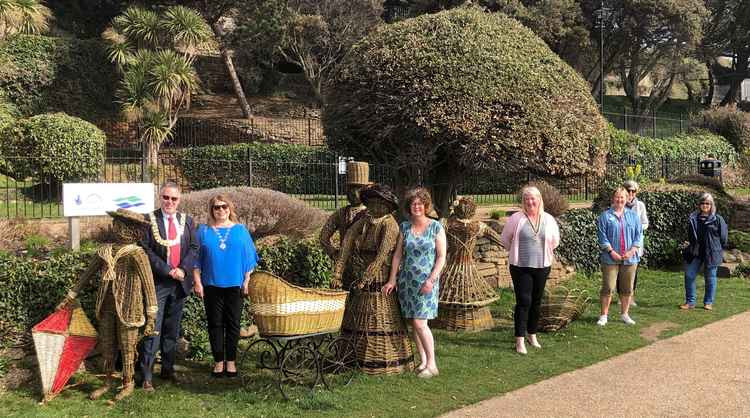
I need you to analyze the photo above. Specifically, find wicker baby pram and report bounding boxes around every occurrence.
[247,271,349,336]
[538,286,590,332]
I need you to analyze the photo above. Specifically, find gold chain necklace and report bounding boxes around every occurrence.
[148,212,185,248]
[525,213,542,242]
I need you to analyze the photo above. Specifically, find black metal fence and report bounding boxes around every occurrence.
[0,153,740,219]
[603,111,691,138]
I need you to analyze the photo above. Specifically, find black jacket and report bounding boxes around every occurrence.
[686,211,728,268]
[140,209,198,296]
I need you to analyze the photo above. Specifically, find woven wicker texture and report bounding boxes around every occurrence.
[247,271,348,336]
[319,204,366,260]
[33,332,65,395]
[52,335,97,393]
[342,289,414,375]
[333,212,399,290]
[538,286,590,332]
[346,161,371,185]
[68,307,97,337]
[32,307,72,334]
[439,219,501,307]
[432,305,494,331]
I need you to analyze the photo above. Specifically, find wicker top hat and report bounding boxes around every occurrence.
[361,184,399,211]
[106,208,149,227]
[346,161,372,185]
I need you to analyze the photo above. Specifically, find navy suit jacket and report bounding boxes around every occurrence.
[140,209,198,297]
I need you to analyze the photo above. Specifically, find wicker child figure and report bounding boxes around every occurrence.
[319,161,371,261]
[332,185,414,374]
[57,209,158,402]
[435,197,501,331]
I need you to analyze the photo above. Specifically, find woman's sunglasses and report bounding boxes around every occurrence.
[213,204,229,211]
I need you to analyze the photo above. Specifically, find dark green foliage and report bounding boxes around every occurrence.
[0,35,118,120]
[593,183,735,267]
[181,295,210,360]
[257,237,333,289]
[556,208,600,273]
[1,113,106,183]
[691,107,750,153]
[0,250,94,346]
[324,7,608,181]
[608,125,737,163]
[178,143,335,192]
[729,230,750,252]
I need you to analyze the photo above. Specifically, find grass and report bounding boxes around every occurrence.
[2,269,749,417]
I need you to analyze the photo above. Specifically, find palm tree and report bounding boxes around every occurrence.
[104,5,210,176]
[0,0,51,39]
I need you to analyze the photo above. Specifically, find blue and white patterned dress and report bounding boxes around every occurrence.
[397,220,443,319]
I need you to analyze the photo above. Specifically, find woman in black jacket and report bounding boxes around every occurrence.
[681,193,728,310]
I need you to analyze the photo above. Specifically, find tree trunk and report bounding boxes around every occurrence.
[213,23,252,119]
[704,61,715,106]
[720,52,749,107]
[142,140,159,183]
[428,161,459,219]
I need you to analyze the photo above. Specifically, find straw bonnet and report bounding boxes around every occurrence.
[346,161,372,185]
[361,184,399,211]
[107,208,149,227]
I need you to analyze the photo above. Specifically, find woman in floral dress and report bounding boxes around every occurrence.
[383,188,446,379]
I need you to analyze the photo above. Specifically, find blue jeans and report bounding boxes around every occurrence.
[684,258,718,306]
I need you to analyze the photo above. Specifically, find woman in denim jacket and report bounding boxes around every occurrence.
[596,187,643,326]
[680,193,728,311]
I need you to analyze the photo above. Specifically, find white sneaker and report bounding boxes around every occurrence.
[630,300,638,307]
[596,315,608,326]
[621,314,636,325]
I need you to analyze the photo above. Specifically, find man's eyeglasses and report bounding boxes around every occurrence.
[213,204,229,211]
[162,195,179,202]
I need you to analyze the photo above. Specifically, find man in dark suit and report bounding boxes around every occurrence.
[138,181,198,391]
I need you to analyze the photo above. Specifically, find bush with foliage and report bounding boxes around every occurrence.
[608,125,737,164]
[257,237,333,289]
[593,182,735,267]
[0,113,106,184]
[691,106,750,153]
[729,230,750,252]
[556,208,600,273]
[324,7,608,215]
[179,186,328,239]
[178,143,337,192]
[521,181,568,218]
[0,35,118,120]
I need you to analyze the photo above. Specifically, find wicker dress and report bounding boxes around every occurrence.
[433,219,501,331]
[334,213,414,374]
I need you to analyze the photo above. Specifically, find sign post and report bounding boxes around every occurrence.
[62,183,155,250]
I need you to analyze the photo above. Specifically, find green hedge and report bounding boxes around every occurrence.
[178,143,335,192]
[691,107,750,153]
[608,125,737,163]
[0,34,118,120]
[556,209,600,273]
[592,183,735,267]
[729,230,750,252]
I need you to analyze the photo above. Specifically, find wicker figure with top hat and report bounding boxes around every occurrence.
[57,209,158,402]
[332,184,414,374]
[319,161,371,261]
[433,197,501,331]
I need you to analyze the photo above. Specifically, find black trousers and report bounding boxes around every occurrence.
[510,265,551,338]
[204,285,243,362]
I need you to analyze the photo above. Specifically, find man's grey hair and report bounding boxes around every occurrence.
[160,181,181,193]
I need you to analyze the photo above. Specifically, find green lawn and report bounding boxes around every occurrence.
[2,269,749,417]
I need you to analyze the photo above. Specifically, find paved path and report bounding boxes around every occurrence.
[443,311,750,418]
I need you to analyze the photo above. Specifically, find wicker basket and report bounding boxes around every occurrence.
[538,286,590,332]
[432,305,494,332]
[342,289,414,375]
[247,271,349,336]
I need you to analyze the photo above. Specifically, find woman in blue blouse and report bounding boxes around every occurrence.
[596,187,643,327]
[193,195,258,378]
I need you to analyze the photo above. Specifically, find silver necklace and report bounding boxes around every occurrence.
[212,225,231,250]
[525,213,542,242]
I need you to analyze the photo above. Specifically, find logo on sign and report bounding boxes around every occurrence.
[113,195,145,209]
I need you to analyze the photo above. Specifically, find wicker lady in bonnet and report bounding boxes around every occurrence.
[319,161,371,262]
[332,185,414,374]
[57,209,158,402]
[433,197,501,331]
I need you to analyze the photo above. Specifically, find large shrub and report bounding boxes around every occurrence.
[1,113,106,183]
[0,35,118,120]
[521,180,568,218]
[593,182,735,267]
[691,106,750,153]
[324,7,608,215]
[178,143,336,193]
[179,187,328,239]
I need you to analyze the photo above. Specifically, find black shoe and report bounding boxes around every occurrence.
[211,370,224,378]
[159,371,178,383]
[224,370,238,378]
